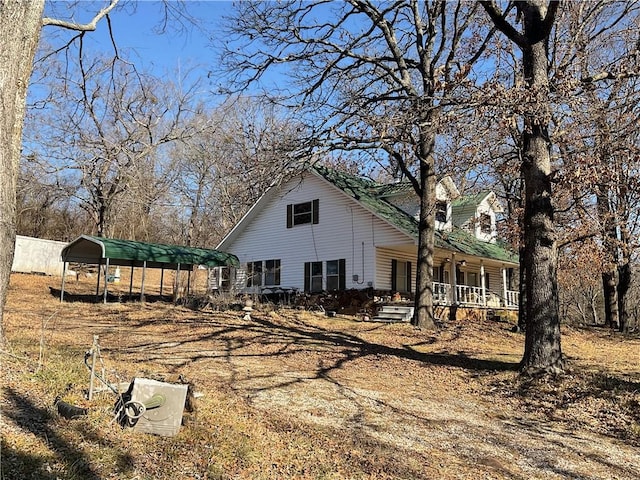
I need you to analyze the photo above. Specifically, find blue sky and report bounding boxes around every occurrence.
[90,1,230,71]
[41,1,241,98]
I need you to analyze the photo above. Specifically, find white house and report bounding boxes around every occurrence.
[215,165,519,310]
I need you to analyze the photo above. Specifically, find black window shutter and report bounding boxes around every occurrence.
[485,272,490,289]
[312,199,319,224]
[304,262,311,292]
[339,258,346,290]
[286,204,293,228]
[391,259,397,291]
[407,262,412,293]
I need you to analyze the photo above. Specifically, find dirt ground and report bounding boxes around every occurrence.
[1,273,639,480]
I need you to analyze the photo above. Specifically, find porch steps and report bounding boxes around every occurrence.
[371,305,414,323]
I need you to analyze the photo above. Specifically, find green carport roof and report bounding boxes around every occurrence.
[61,235,239,269]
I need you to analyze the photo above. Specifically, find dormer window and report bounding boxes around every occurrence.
[435,201,448,223]
[287,199,319,228]
[480,213,492,234]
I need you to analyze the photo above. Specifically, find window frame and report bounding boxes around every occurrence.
[326,259,346,291]
[479,212,493,234]
[391,259,412,293]
[264,259,281,286]
[287,199,319,228]
[246,261,263,288]
[435,200,448,223]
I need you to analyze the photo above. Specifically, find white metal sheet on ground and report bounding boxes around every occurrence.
[129,378,188,437]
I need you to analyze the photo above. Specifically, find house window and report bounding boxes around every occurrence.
[246,261,263,287]
[210,266,233,292]
[265,259,281,286]
[433,265,449,284]
[220,266,232,291]
[435,201,448,223]
[326,259,346,291]
[304,261,323,292]
[287,199,319,227]
[480,213,492,234]
[391,260,412,293]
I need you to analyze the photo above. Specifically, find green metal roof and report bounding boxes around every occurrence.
[452,191,492,207]
[61,235,239,269]
[313,166,518,265]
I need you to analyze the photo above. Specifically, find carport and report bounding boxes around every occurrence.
[60,235,239,303]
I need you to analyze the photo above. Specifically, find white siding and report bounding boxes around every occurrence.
[375,247,416,291]
[222,173,414,292]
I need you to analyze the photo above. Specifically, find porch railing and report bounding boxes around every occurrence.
[432,282,519,309]
[505,289,519,308]
[456,284,484,305]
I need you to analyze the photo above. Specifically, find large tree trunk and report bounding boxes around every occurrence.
[0,1,45,348]
[617,261,632,333]
[412,127,437,329]
[518,4,564,373]
[413,158,437,329]
[602,269,619,329]
[517,244,527,331]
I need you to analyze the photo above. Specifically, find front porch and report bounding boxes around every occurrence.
[375,245,520,311]
[433,281,519,309]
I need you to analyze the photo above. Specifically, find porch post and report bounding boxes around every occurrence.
[502,266,508,307]
[450,253,457,304]
[480,262,487,306]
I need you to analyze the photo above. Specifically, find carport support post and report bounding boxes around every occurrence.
[129,263,134,299]
[187,268,191,296]
[160,267,165,297]
[140,260,147,302]
[174,263,181,302]
[60,262,67,302]
[103,258,110,304]
[96,262,101,298]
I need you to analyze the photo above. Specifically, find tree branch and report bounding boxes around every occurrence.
[42,0,120,31]
[479,0,528,49]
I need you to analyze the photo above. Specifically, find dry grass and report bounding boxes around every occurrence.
[2,273,639,480]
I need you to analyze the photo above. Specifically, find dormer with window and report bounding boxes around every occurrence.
[452,191,503,243]
[378,176,460,232]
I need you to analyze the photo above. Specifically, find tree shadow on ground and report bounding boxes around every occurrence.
[48,286,171,304]
[2,387,134,480]
[249,315,520,373]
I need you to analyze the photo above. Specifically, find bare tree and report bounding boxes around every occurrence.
[15,155,83,240]
[480,0,565,372]
[28,54,202,238]
[480,0,640,369]
[553,1,640,333]
[0,1,119,347]
[221,0,497,328]
[171,98,305,247]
